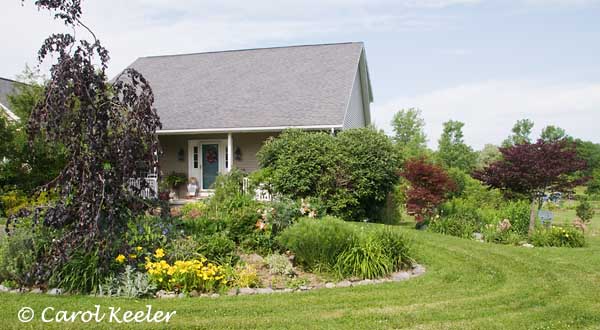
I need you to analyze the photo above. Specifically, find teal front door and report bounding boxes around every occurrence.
[202,144,219,190]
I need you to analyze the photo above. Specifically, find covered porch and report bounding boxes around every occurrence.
[157,131,277,200]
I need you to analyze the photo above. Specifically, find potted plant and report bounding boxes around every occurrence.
[163,172,187,199]
[158,180,171,201]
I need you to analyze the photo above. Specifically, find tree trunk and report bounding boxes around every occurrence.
[528,198,537,237]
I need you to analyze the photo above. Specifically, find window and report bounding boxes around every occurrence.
[193,146,198,168]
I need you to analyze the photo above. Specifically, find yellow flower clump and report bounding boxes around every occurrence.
[145,255,228,292]
[154,248,165,259]
[115,254,126,263]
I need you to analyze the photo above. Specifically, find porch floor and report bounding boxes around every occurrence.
[169,195,210,205]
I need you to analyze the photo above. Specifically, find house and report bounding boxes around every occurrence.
[0,78,21,122]
[121,42,373,196]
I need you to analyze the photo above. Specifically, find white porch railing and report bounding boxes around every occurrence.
[242,177,273,202]
[128,174,158,199]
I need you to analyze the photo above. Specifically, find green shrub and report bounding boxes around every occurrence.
[374,228,414,270]
[0,190,28,217]
[482,221,526,245]
[257,128,399,221]
[335,234,392,279]
[220,196,261,242]
[437,197,530,239]
[257,130,338,199]
[239,232,274,256]
[0,226,36,285]
[277,216,355,272]
[0,218,57,286]
[182,216,223,237]
[51,248,108,293]
[496,200,530,235]
[429,214,477,238]
[576,197,595,223]
[335,128,400,221]
[196,232,238,265]
[166,236,200,261]
[256,197,325,236]
[180,201,208,221]
[125,215,176,253]
[265,254,294,276]
[278,217,414,278]
[210,168,246,206]
[530,226,585,248]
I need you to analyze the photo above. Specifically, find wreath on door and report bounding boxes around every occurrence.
[205,147,218,164]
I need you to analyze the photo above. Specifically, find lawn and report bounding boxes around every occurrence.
[1,222,600,329]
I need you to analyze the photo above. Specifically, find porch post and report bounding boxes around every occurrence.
[227,132,233,172]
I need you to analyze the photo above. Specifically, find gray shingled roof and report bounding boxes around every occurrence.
[0,78,18,110]
[122,42,369,131]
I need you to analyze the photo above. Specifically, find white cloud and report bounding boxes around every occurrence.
[373,80,600,149]
[524,0,600,6]
[0,0,479,79]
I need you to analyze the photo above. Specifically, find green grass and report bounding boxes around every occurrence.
[552,199,600,237]
[1,226,600,329]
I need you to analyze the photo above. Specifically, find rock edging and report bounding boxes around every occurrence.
[217,264,426,298]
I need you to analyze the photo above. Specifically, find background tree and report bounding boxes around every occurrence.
[502,118,534,147]
[0,68,66,194]
[576,197,594,224]
[11,0,162,282]
[473,140,587,235]
[476,144,502,170]
[401,158,455,228]
[436,120,477,172]
[575,139,600,175]
[540,125,568,142]
[391,108,428,161]
[586,169,600,195]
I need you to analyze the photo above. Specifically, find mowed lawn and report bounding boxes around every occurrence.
[1,213,600,330]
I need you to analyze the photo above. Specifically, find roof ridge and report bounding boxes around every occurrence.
[0,77,20,84]
[140,41,364,60]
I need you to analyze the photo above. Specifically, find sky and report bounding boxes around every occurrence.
[1,0,599,149]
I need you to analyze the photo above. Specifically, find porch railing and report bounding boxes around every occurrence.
[128,174,158,199]
[242,177,273,202]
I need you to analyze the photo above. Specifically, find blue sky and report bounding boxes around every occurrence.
[1,0,599,148]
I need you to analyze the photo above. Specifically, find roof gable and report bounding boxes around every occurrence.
[0,78,21,121]
[122,42,371,131]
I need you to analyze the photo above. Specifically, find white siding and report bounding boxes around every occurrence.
[343,68,366,129]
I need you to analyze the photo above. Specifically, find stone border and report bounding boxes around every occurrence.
[159,264,426,298]
[0,264,426,298]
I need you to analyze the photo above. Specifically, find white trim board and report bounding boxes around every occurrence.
[0,102,19,122]
[158,124,343,135]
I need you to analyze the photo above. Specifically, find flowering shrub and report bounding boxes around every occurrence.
[145,249,228,293]
[232,265,261,288]
[481,219,524,245]
[255,197,323,236]
[530,226,585,248]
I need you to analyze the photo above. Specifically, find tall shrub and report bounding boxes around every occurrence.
[8,0,162,286]
[257,128,399,221]
[401,158,455,227]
